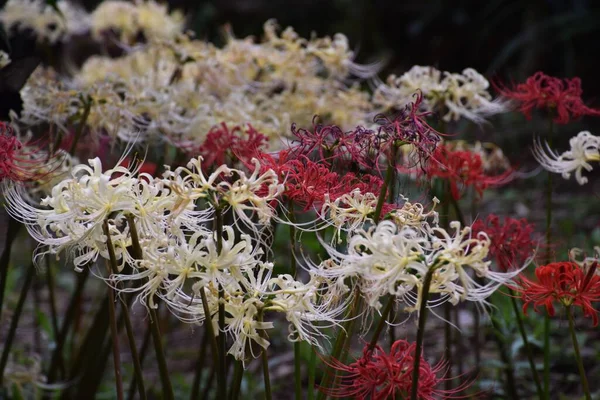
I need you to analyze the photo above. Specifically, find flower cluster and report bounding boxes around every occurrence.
[496,72,600,124]
[424,141,513,200]
[513,261,600,326]
[472,214,538,272]
[533,130,600,185]
[323,339,468,399]
[373,66,507,123]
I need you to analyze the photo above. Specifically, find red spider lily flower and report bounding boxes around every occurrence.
[196,123,268,169]
[495,72,600,124]
[321,339,472,400]
[472,214,538,272]
[291,119,361,164]
[513,261,600,326]
[425,145,513,200]
[0,123,50,183]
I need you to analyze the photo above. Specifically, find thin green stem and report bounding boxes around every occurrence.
[0,217,20,323]
[0,263,35,386]
[566,306,591,400]
[214,208,227,400]
[368,296,394,350]
[47,268,90,384]
[287,201,302,400]
[106,262,124,400]
[316,287,361,400]
[103,221,146,400]
[489,313,520,400]
[198,286,221,392]
[410,267,435,400]
[126,215,174,400]
[543,120,554,400]
[373,145,397,223]
[259,311,272,400]
[308,347,316,400]
[229,360,244,400]
[127,318,152,400]
[69,96,92,155]
[44,251,65,377]
[190,325,210,400]
[509,290,543,397]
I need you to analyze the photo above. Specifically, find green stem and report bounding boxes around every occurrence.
[103,221,146,400]
[229,360,244,400]
[127,318,152,400]
[198,286,221,394]
[190,325,210,400]
[509,290,543,397]
[126,216,174,400]
[214,208,227,400]
[543,120,554,400]
[46,268,90,384]
[259,311,272,400]
[0,217,20,323]
[489,313,520,400]
[373,145,397,223]
[287,201,302,400]
[410,267,435,400]
[0,263,35,386]
[106,263,124,400]
[566,306,591,400]
[45,252,65,377]
[308,347,316,400]
[69,96,92,155]
[368,296,394,350]
[316,287,361,400]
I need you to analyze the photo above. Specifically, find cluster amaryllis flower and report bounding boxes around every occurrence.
[313,217,519,313]
[512,261,600,326]
[14,17,375,152]
[533,130,600,185]
[472,214,538,272]
[322,339,470,399]
[5,154,351,365]
[424,142,513,200]
[495,72,600,124]
[373,65,508,123]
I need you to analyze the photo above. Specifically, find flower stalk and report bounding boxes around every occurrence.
[566,305,591,400]
[410,266,435,400]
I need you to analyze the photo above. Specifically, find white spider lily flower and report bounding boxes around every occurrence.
[441,68,508,123]
[225,296,273,364]
[532,131,600,185]
[5,157,143,270]
[419,221,520,311]
[265,273,349,349]
[320,190,379,243]
[373,66,507,123]
[219,159,284,228]
[389,196,439,235]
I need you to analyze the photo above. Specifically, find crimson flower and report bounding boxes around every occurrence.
[495,72,600,124]
[472,214,537,272]
[321,339,470,400]
[513,261,600,326]
[425,145,513,200]
[0,123,48,183]
[196,123,268,169]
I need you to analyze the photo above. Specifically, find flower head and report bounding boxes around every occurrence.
[496,72,600,124]
[472,214,537,272]
[425,143,513,200]
[322,339,470,399]
[532,130,600,185]
[513,261,600,326]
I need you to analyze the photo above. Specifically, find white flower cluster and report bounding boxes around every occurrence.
[373,65,507,123]
[5,155,346,365]
[0,0,89,43]
[533,130,600,185]
[311,215,519,315]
